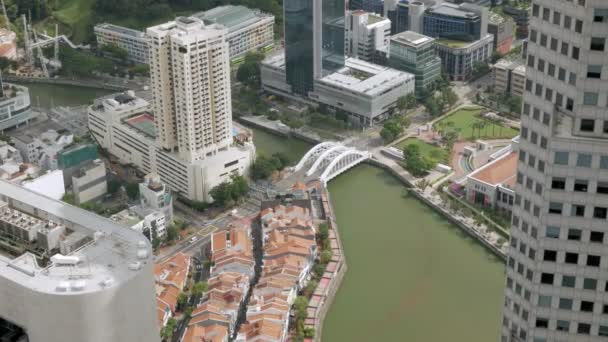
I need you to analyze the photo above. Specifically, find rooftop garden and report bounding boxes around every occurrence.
[434,38,470,48]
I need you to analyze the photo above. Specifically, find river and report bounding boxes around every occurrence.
[24,82,505,341]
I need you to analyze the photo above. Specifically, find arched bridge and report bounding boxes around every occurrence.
[294,142,371,185]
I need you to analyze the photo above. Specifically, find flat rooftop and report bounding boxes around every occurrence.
[428,3,479,19]
[318,58,414,96]
[469,151,518,187]
[391,31,435,47]
[124,113,156,138]
[95,23,146,38]
[0,180,152,294]
[193,5,273,34]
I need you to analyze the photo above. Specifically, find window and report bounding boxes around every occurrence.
[530,30,537,42]
[541,273,554,285]
[604,121,608,134]
[591,37,606,51]
[581,301,594,312]
[584,92,599,106]
[574,179,588,192]
[597,182,608,194]
[599,325,608,337]
[594,8,608,23]
[590,231,604,243]
[535,184,542,195]
[535,84,543,96]
[566,97,574,111]
[536,318,548,328]
[545,88,553,101]
[549,202,563,214]
[554,152,569,165]
[572,205,585,217]
[601,156,608,169]
[543,112,551,125]
[561,42,569,56]
[551,178,566,190]
[556,320,570,332]
[568,228,582,241]
[542,8,550,21]
[528,55,535,67]
[587,255,601,267]
[558,67,567,81]
[588,65,602,79]
[546,226,560,238]
[577,153,592,167]
[565,252,579,264]
[562,275,576,288]
[572,47,580,60]
[578,323,591,335]
[537,59,545,72]
[540,34,547,47]
[548,63,555,76]
[538,160,545,172]
[538,295,552,307]
[528,248,536,260]
[575,19,583,33]
[543,250,557,262]
[532,4,539,17]
[540,137,547,149]
[580,119,595,132]
[559,298,572,310]
[553,11,561,25]
[550,38,558,51]
[564,15,572,29]
[594,206,607,219]
[583,278,597,290]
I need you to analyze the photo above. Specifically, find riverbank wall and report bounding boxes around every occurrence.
[366,158,507,261]
[237,116,323,145]
[5,75,131,91]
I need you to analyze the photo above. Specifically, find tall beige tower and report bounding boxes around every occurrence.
[147,17,233,162]
[502,1,608,341]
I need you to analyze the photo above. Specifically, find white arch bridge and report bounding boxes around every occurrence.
[293,142,371,185]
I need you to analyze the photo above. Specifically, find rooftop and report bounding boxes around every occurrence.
[391,31,435,47]
[193,5,273,34]
[468,151,518,187]
[0,180,152,294]
[318,57,415,96]
[124,113,156,138]
[95,23,147,38]
[428,3,480,19]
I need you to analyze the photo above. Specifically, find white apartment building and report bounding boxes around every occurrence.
[0,180,159,342]
[111,207,167,241]
[502,1,608,341]
[345,10,391,62]
[139,173,173,224]
[94,23,150,64]
[193,5,275,63]
[494,59,526,98]
[12,129,73,171]
[88,92,254,202]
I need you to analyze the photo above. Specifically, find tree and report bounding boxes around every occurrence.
[166,225,178,242]
[380,120,404,143]
[440,87,458,109]
[177,293,188,310]
[236,52,265,87]
[125,182,140,200]
[191,281,208,296]
[472,61,491,79]
[402,144,434,177]
[320,250,332,264]
[397,93,416,111]
[108,179,122,194]
[209,175,248,207]
[294,296,309,320]
[101,43,129,62]
[424,97,441,116]
[161,318,177,340]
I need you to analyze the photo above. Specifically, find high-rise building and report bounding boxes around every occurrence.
[345,10,392,63]
[501,1,608,341]
[0,180,159,342]
[94,23,151,64]
[283,0,345,96]
[147,17,233,162]
[388,30,442,96]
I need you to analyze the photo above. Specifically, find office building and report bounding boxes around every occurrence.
[193,5,274,64]
[0,83,34,132]
[71,159,107,205]
[385,0,433,35]
[346,10,392,63]
[88,91,254,202]
[94,23,150,64]
[388,30,442,96]
[494,59,525,98]
[0,180,159,342]
[503,2,530,38]
[434,34,493,80]
[488,13,515,55]
[423,2,486,41]
[349,0,384,15]
[501,1,608,341]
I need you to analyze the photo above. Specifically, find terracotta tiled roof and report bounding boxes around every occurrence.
[469,151,518,187]
[182,324,229,342]
[154,252,191,290]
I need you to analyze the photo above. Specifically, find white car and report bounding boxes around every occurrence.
[190,236,198,243]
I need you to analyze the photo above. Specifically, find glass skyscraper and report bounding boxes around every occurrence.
[284,0,345,96]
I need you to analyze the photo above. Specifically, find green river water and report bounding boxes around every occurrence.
[26,83,505,341]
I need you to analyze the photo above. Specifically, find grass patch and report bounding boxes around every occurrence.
[397,138,448,164]
[435,38,470,48]
[435,106,519,140]
[53,0,97,43]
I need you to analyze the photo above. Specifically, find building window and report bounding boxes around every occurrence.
[551,178,566,190]
[561,42,569,56]
[559,298,573,310]
[556,320,570,332]
[565,252,579,264]
[549,202,563,215]
[567,228,582,241]
[580,119,595,132]
[575,19,583,33]
[588,65,602,79]
[562,275,576,288]
[580,301,594,312]
[594,206,608,219]
[572,205,586,217]
[601,156,608,169]
[543,250,557,262]
[604,121,608,134]
[599,326,608,337]
[578,323,591,335]
[594,9,608,22]
[590,231,604,243]
[574,179,588,192]
[597,182,608,194]
[554,151,569,165]
[545,226,560,238]
[541,273,554,285]
[587,255,601,267]
[584,92,599,106]
[538,295,552,307]
[553,11,561,25]
[548,63,556,76]
[583,278,597,290]
[577,153,592,167]
[572,47,580,61]
[591,37,606,51]
[564,15,572,29]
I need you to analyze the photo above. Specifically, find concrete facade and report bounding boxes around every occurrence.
[94,23,150,64]
[434,34,494,81]
[0,83,34,132]
[72,159,107,205]
[345,10,391,63]
[494,59,526,98]
[502,1,608,341]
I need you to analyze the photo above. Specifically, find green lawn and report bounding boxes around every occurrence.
[435,106,519,140]
[397,138,449,164]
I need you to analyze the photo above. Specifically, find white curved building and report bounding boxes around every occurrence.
[0,180,160,342]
